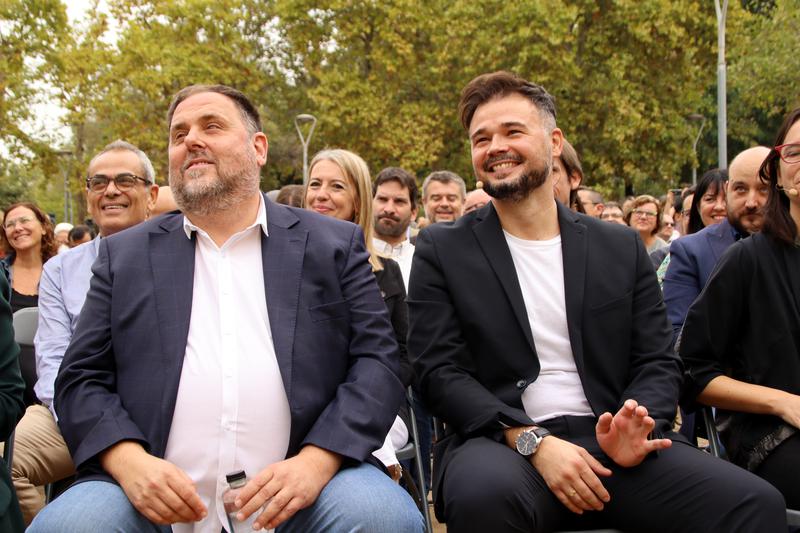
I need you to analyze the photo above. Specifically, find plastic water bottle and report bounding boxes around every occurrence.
[223,470,255,533]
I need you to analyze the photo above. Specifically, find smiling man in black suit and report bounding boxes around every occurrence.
[407,71,786,533]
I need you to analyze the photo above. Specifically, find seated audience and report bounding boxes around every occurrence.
[624,194,669,253]
[304,149,415,482]
[0,202,57,313]
[679,107,800,508]
[12,141,159,526]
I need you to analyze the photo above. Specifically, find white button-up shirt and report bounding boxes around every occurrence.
[165,197,291,533]
[372,237,415,288]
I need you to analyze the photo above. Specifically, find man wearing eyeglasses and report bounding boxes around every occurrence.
[8,140,159,525]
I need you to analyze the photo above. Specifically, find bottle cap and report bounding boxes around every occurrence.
[226,470,247,484]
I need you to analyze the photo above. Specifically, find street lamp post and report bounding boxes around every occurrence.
[687,114,706,186]
[294,114,317,184]
[55,150,73,223]
[715,0,729,169]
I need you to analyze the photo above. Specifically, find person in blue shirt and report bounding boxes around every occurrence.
[11,140,158,525]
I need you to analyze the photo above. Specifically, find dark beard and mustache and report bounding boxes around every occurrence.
[374,214,408,238]
[481,156,551,203]
[170,149,260,216]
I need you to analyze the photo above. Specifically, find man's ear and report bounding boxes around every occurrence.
[253,132,269,166]
[551,128,564,158]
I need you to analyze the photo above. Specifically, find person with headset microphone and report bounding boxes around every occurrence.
[679,106,800,510]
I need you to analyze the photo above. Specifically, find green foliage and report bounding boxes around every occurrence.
[3,0,796,207]
[0,0,69,156]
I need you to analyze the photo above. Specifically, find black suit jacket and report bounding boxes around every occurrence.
[408,202,680,486]
[55,196,404,482]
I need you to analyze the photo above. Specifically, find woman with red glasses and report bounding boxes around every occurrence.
[680,107,800,508]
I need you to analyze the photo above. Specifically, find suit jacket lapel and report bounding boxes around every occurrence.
[558,205,587,373]
[706,219,735,262]
[263,198,306,401]
[149,215,196,429]
[472,204,536,354]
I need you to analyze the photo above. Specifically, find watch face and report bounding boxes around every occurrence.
[516,430,540,456]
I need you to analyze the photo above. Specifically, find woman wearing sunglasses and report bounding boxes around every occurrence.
[680,107,800,508]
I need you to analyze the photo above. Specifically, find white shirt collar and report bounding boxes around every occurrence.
[181,194,268,240]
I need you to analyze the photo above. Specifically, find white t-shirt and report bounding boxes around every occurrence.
[504,231,593,423]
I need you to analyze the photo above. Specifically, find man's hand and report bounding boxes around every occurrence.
[234,445,342,530]
[596,399,672,467]
[530,436,612,514]
[100,441,207,525]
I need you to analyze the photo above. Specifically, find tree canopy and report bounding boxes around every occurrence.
[2,0,798,221]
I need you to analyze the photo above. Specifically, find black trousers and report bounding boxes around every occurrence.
[441,416,786,533]
[756,432,800,509]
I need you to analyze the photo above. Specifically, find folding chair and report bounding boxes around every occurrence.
[12,307,39,407]
[700,406,800,527]
[395,387,433,533]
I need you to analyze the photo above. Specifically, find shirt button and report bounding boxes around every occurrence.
[516,379,527,389]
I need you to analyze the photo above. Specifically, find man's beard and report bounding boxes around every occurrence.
[729,207,763,236]
[482,159,551,203]
[374,214,409,238]
[170,148,260,216]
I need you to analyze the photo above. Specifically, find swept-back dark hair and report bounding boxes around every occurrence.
[373,167,419,210]
[458,71,556,132]
[167,85,261,134]
[759,107,800,246]
[687,168,728,235]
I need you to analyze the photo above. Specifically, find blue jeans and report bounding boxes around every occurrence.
[27,463,423,533]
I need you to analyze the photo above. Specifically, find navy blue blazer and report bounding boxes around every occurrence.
[663,219,737,342]
[55,196,404,482]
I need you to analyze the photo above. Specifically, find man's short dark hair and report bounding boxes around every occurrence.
[578,186,604,205]
[422,171,467,200]
[458,71,557,132]
[373,167,419,210]
[167,85,261,134]
[68,225,95,242]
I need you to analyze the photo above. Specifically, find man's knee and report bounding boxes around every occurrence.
[441,438,548,530]
[280,463,423,533]
[28,481,166,533]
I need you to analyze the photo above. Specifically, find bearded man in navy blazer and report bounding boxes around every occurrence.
[407,71,786,532]
[29,85,422,533]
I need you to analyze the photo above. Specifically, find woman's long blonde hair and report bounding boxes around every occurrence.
[305,148,383,272]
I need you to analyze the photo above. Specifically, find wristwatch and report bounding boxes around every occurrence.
[515,426,551,456]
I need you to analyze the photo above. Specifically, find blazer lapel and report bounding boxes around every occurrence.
[557,205,587,373]
[472,204,536,354]
[149,215,196,427]
[263,199,306,400]
[706,219,735,263]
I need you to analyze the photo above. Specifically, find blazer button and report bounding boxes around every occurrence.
[516,379,527,389]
